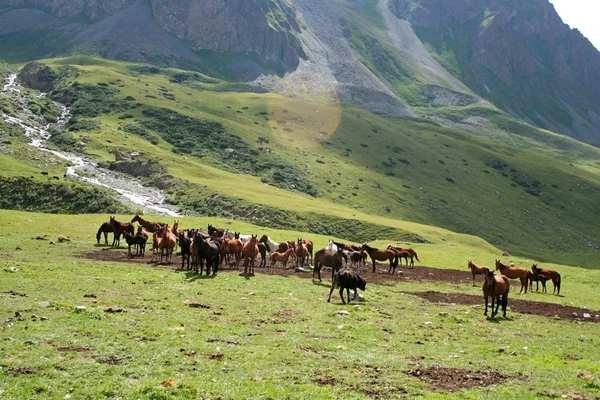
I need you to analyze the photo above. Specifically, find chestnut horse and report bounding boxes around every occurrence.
[483,270,510,318]
[242,234,259,275]
[295,238,309,267]
[156,225,176,263]
[362,244,398,273]
[221,238,243,268]
[109,216,134,248]
[313,247,345,282]
[532,264,561,295]
[96,222,114,245]
[495,260,528,294]
[467,260,489,287]
[387,245,420,267]
[303,239,314,264]
[131,214,166,233]
[270,248,296,270]
[387,246,411,268]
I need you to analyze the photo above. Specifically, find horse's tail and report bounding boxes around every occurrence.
[414,251,421,262]
[557,273,561,295]
[96,227,102,243]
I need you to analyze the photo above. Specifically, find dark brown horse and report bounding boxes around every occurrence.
[124,232,147,258]
[483,270,510,318]
[495,260,528,294]
[532,264,561,295]
[109,216,135,248]
[207,224,225,238]
[96,222,114,245]
[362,244,398,273]
[313,243,345,282]
[467,260,489,287]
[179,232,192,270]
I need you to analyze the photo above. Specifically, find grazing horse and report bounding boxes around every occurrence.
[221,238,243,268]
[109,216,135,248]
[131,214,166,233]
[295,238,309,267]
[124,232,147,258]
[483,270,510,318]
[362,244,398,273]
[387,245,420,267]
[179,232,192,270]
[467,260,489,287]
[96,222,114,245]
[242,235,259,275]
[328,269,367,304]
[495,260,528,294]
[207,224,225,238]
[532,264,561,295]
[270,248,296,270]
[313,245,345,282]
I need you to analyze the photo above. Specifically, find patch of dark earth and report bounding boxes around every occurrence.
[80,250,599,322]
[411,291,600,323]
[405,366,524,392]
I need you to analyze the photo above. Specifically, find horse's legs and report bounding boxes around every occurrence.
[339,287,345,304]
[494,296,501,317]
[472,273,476,287]
[371,258,376,273]
[346,287,351,303]
[501,293,508,318]
[484,295,489,316]
[327,281,335,302]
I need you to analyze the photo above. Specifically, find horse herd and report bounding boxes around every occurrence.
[468,260,562,318]
[96,215,561,317]
[96,215,421,280]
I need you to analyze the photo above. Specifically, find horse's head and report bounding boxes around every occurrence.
[484,270,496,289]
[532,264,540,273]
[467,260,473,269]
[110,216,115,224]
[234,232,240,239]
[258,234,267,243]
[357,276,367,291]
[494,260,502,271]
[131,215,139,223]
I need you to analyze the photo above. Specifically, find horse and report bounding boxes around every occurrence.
[532,264,561,295]
[207,224,225,238]
[258,242,267,268]
[344,244,362,252]
[242,235,259,275]
[96,222,114,245]
[151,229,163,262]
[467,260,489,287]
[202,238,221,275]
[527,271,548,293]
[303,239,314,264]
[362,244,398,274]
[347,251,366,270]
[326,240,339,252]
[328,269,367,304]
[495,260,528,294]
[157,225,176,263]
[131,214,166,233]
[124,232,147,258]
[258,235,280,254]
[179,232,192,270]
[313,245,345,282]
[387,245,420,267]
[270,248,296,270]
[483,270,510,318]
[109,216,135,248]
[234,232,252,243]
[295,238,309,267]
[387,247,411,268]
[221,238,243,268]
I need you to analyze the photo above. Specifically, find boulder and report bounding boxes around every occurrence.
[18,62,57,92]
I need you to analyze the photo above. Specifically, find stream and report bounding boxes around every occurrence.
[1,74,180,216]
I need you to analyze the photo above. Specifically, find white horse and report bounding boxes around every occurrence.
[223,229,252,243]
[326,240,338,252]
[261,235,280,253]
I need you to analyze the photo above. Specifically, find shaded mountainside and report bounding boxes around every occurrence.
[390,0,600,145]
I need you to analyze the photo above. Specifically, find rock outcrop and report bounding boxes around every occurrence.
[17,62,57,92]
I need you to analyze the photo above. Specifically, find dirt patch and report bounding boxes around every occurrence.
[102,306,124,313]
[206,353,224,360]
[411,291,600,323]
[186,302,211,309]
[7,367,34,375]
[299,345,323,353]
[94,355,122,365]
[56,346,91,352]
[405,366,518,392]
[312,376,341,386]
[348,384,407,399]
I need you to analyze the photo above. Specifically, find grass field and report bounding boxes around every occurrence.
[1,210,599,399]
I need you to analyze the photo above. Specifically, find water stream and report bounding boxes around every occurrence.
[1,74,180,216]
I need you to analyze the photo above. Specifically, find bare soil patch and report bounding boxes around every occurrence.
[411,291,600,323]
[405,366,518,391]
[56,346,92,352]
[7,367,34,375]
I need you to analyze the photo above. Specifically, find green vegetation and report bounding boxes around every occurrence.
[0,210,599,399]
[0,177,130,214]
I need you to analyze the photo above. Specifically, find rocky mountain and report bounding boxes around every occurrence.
[1,0,599,144]
[389,0,600,144]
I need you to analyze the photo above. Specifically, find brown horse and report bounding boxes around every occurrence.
[242,234,259,275]
[157,225,176,263]
[387,247,411,268]
[109,216,135,248]
[495,260,528,294]
[221,238,243,268]
[96,222,114,245]
[362,244,398,273]
[387,245,420,267]
[303,239,314,264]
[131,214,166,233]
[207,224,225,238]
[483,270,510,318]
[313,244,345,282]
[270,248,296,270]
[532,264,561,295]
[295,238,309,267]
[467,260,489,286]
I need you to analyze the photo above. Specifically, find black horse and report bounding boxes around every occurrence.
[96,222,114,245]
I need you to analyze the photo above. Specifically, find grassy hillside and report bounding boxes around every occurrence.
[1,56,599,267]
[1,210,599,399]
